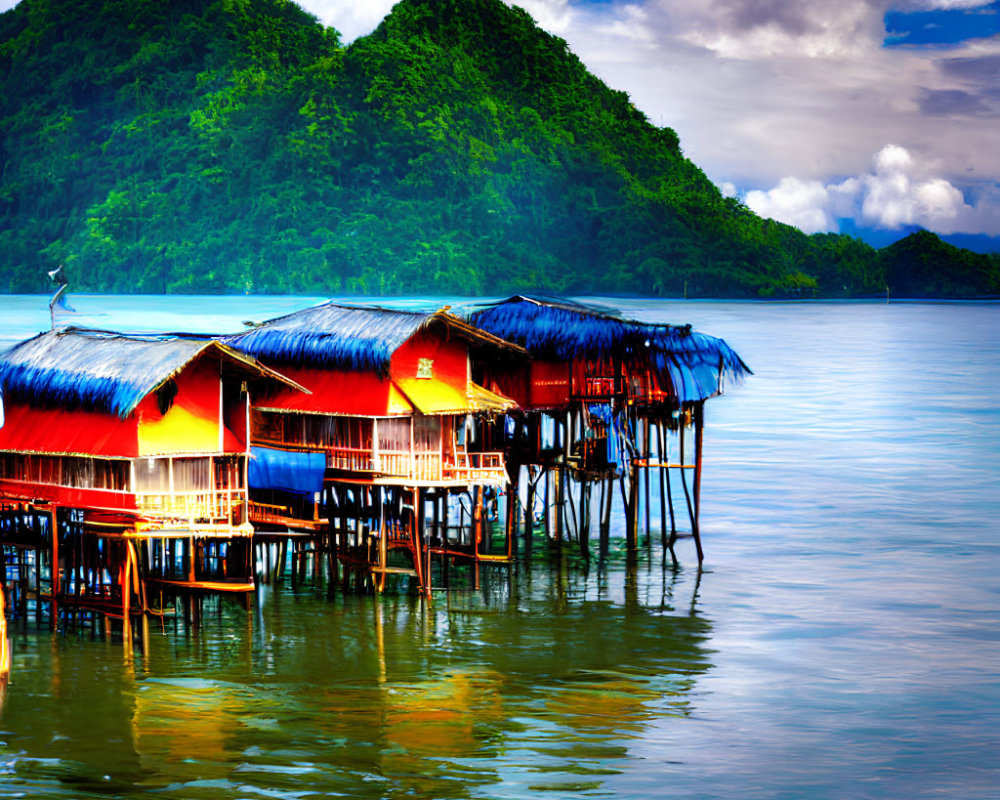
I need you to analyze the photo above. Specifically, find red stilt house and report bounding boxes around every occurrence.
[223,303,524,591]
[0,327,305,608]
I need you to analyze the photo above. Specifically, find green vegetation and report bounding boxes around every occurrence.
[1,0,997,297]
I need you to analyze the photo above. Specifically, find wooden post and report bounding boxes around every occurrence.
[524,466,535,558]
[506,469,519,560]
[692,401,705,564]
[677,408,701,564]
[659,422,677,567]
[409,488,429,599]
[50,506,59,626]
[121,541,133,636]
[433,491,447,589]
[664,423,678,557]
[625,462,638,555]
[553,466,565,560]
[473,485,483,556]
[442,489,451,587]
[542,468,551,542]
[643,418,651,550]
[599,474,612,562]
[424,491,433,598]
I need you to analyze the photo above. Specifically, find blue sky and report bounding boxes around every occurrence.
[2,0,998,249]
[885,2,1000,46]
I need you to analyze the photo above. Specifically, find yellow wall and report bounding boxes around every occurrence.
[137,360,221,456]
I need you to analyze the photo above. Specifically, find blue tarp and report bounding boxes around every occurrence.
[248,446,326,496]
[588,404,621,468]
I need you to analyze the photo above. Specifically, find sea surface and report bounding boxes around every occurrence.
[0,295,998,799]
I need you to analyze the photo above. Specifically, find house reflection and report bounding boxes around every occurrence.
[4,563,712,799]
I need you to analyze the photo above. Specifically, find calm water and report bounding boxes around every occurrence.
[1,296,998,799]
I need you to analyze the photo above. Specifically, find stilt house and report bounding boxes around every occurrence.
[0,327,304,607]
[463,296,751,561]
[466,296,749,415]
[222,303,524,591]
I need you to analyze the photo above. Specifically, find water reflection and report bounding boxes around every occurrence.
[0,561,712,799]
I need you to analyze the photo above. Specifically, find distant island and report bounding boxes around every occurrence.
[1,0,998,298]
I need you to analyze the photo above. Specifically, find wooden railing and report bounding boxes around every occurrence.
[324,447,507,484]
[135,488,246,526]
[326,446,376,473]
[443,452,507,484]
[377,451,442,482]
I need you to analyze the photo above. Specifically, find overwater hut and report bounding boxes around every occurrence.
[0,327,304,618]
[222,302,524,593]
[463,296,750,561]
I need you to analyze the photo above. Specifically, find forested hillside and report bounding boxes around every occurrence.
[1,0,997,297]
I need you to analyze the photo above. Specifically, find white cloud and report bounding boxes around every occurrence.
[297,0,396,42]
[745,177,837,234]
[854,144,971,230]
[671,0,882,60]
[743,144,1000,235]
[718,181,738,198]
[514,0,577,35]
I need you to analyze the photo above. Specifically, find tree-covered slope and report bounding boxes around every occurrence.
[0,0,340,293]
[0,0,996,297]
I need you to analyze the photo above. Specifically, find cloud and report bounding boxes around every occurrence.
[671,0,882,59]
[296,0,396,42]
[744,177,838,233]
[743,144,1000,235]
[918,87,992,114]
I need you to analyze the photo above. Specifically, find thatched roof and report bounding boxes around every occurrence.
[0,327,304,418]
[463,296,634,361]
[222,302,523,373]
[464,296,751,402]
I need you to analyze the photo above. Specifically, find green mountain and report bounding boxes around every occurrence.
[1,0,997,297]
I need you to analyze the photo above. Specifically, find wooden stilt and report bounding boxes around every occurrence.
[659,422,678,568]
[424,492,433,598]
[564,471,579,544]
[677,409,702,563]
[599,473,612,561]
[50,506,59,626]
[542,468,551,542]
[442,490,451,588]
[506,470,519,560]
[524,467,535,558]
[626,462,638,555]
[692,402,705,564]
[579,479,591,562]
[409,488,427,598]
[643,418,652,550]
[473,485,483,556]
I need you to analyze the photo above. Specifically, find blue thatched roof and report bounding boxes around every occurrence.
[643,325,751,403]
[465,296,751,403]
[222,302,522,373]
[464,296,634,362]
[0,327,301,418]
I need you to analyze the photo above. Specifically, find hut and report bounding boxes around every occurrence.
[222,302,524,593]
[0,327,305,619]
[463,296,750,562]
